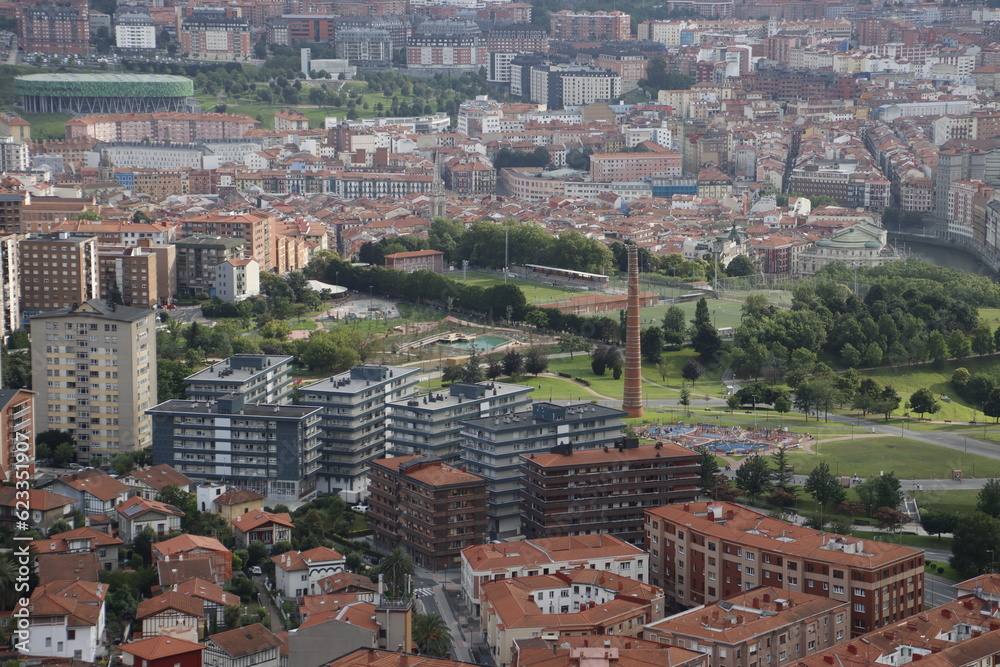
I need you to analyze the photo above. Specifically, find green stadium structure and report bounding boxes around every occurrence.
[15,73,197,114]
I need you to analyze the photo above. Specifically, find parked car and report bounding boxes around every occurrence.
[249,566,262,575]
[351,504,368,513]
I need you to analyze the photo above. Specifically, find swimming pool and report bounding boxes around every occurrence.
[447,335,510,351]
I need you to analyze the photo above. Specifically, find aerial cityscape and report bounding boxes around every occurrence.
[10,0,1000,666]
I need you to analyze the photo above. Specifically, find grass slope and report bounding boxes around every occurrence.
[786,437,1000,479]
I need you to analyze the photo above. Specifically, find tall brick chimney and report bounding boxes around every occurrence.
[623,244,643,418]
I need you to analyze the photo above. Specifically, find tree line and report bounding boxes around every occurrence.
[360,219,614,276]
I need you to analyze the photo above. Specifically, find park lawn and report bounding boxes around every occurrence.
[514,375,598,402]
[639,299,744,331]
[21,112,71,140]
[784,437,1000,479]
[290,320,317,331]
[861,356,1000,422]
[853,531,953,550]
[912,489,980,515]
[451,270,584,306]
[978,307,1000,323]
[924,560,964,582]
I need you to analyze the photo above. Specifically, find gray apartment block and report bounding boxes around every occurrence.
[387,381,534,464]
[460,402,626,539]
[298,365,419,502]
[184,354,294,405]
[148,394,322,502]
[172,235,246,298]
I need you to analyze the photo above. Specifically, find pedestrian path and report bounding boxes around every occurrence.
[413,587,434,598]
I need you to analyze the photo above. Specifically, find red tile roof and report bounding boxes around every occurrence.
[119,636,204,661]
[136,591,204,621]
[207,623,283,658]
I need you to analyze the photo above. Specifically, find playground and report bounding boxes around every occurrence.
[642,423,803,456]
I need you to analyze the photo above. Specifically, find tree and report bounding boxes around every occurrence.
[725,255,757,277]
[681,359,706,386]
[641,327,664,363]
[928,331,949,365]
[921,510,958,541]
[855,472,903,516]
[655,360,670,383]
[698,449,720,495]
[951,512,1000,576]
[557,334,590,359]
[768,488,796,508]
[804,462,846,510]
[412,613,454,657]
[874,506,909,532]
[908,387,940,420]
[770,447,794,492]
[158,359,192,401]
[223,604,243,630]
[774,394,791,416]
[524,347,548,376]
[726,394,741,414]
[377,548,415,597]
[485,354,503,380]
[157,486,197,529]
[691,324,722,362]
[874,385,901,422]
[977,478,1000,519]
[53,441,75,467]
[247,540,269,567]
[662,306,687,343]
[132,526,156,566]
[502,350,524,377]
[48,519,72,536]
[678,388,691,415]
[734,455,773,502]
[952,367,971,387]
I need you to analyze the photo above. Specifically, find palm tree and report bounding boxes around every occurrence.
[377,548,414,597]
[0,555,21,609]
[412,613,454,657]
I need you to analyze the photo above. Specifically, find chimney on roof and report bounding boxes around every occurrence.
[752,598,760,609]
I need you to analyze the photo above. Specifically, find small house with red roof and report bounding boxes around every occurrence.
[119,635,204,667]
[272,547,346,598]
[31,526,124,571]
[232,510,293,548]
[204,623,283,667]
[152,534,233,584]
[122,464,194,500]
[18,580,107,661]
[114,496,186,543]
[42,468,130,516]
[0,486,76,533]
[136,591,204,639]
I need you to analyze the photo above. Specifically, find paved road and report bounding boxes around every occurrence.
[926,573,959,608]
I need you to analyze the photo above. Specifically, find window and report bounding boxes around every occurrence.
[854,588,865,597]
[834,585,845,595]
[853,603,865,613]
[745,552,755,561]
[836,630,845,640]
[836,613,845,624]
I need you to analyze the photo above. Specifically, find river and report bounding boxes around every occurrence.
[891,237,997,277]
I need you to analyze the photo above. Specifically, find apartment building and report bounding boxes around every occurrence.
[0,233,19,333]
[0,389,34,483]
[98,244,158,308]
[66,112,258,143]
[795,594,1000,665]
[644,587,849,667]
[31,299,157,463]
[178,212,274,270]
[148,394,322,502]
[184,354,294,405]
[114,6,156,53]
[461,534,647,614]
[298,365,420,502]
[16,0,91,56]
[387,381,534,463]
[590,144,682,182]
[460,402,627,539]
[550,10,631,41]
[644,502,924,637]
[520,440,699,546]
[368,455,488,570]
[481,568,662,667]
[179,9,252,61]
[172,235,246,298]
[214,258,260,303]
[19,232,99,314]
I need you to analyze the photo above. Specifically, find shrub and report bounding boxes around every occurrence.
[574,377,591,386]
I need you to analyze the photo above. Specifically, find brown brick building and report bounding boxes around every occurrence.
[644,502,924,638]
[383,249,445,273]
[520,440,699,546]
[368,455,488,570]
[18,232,99,313]
[16,0,91,56]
